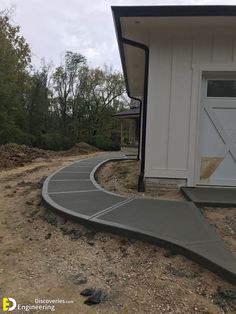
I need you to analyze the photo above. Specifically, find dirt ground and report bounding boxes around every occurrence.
[0,142,99,170]
[96,160,186,201]
[0,155,236,313]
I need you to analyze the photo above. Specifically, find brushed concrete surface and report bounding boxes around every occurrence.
[182,187,236,206]
[42,153,236,284]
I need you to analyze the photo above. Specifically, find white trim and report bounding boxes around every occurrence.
[193,64,236,71]
[193,68,204,186]
[188,67,202,186]
[197,179,236,186]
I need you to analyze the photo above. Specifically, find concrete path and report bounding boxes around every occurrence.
[182,187,236,206]
[42,153,236,284]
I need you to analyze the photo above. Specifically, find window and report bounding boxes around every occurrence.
[207,80,236,97]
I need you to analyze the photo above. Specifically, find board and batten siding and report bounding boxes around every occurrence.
[145,30,236,185]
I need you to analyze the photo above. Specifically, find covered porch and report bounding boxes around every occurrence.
[113,106,140,155]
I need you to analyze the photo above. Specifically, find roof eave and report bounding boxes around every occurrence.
[112,5,236,98]
[112,8,131,97]
[111,5,236,18]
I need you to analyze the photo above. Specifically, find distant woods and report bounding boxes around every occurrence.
[0,10,128,150]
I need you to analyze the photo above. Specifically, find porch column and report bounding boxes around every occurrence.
[120,120,124,146]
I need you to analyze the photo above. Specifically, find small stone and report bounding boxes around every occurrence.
[80,288,96,297]
[45,233,52,240]
[163,249,178,258]
[84,289,102,306]
[60,226,67,233]
[106,271,117,279]
[120,239,128,245]
[69,274,87,285]
[69,229,81,240]
[43,210,57,225]
[61,227,80,240]
[37,201,43,207]
[26,200,34,206]
[165,264,186,277]
[212,286,236,310]
[128,238,136,244]
[85,230,97,241]
[87,241,94,246]
[120,246,128,257]
[37,176,47,189]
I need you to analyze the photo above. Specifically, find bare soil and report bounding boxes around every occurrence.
[96,160,186,201]
[0,142,99,170]
[0,156,236,313]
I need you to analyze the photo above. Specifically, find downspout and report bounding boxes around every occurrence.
[121,38,149,192]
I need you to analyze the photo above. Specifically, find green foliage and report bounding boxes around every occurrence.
[90,135,120,151]
[0,10,128,151]
[0,10,31,145]
[35,133,73,151]
[52,51,87,136]
[0,121,34,145]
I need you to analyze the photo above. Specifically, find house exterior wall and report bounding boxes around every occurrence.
[145,27,236,186]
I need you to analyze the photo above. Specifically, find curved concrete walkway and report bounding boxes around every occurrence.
[42,153,236,285]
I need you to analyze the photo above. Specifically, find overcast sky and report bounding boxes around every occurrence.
[1,0,236,70]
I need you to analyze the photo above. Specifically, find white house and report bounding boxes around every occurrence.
[112,5,236,191]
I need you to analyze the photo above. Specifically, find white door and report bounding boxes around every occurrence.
[198,75,236,186]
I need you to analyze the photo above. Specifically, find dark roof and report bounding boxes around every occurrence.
[112,5,236,17]
[113,107,140,117]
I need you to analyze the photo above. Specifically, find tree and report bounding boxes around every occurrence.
[0,10,31,144]
[78,66,127,144]
[25,63,52,137]
[0,11,128,151]
[52,51,86,136]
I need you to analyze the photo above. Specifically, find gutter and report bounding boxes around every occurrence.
[121,38,149,192]
[112,11,149,192]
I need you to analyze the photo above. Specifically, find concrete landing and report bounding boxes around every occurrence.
[182,187,236,206]
[42,153,236,284]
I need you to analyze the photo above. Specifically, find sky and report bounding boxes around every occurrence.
[1,0,236,71]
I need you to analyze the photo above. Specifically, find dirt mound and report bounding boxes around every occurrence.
[0,142,99,170]
[0,143,51,170]
[64,142,99,155]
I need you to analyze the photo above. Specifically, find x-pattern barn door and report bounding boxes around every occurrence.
[198,76,236,186]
